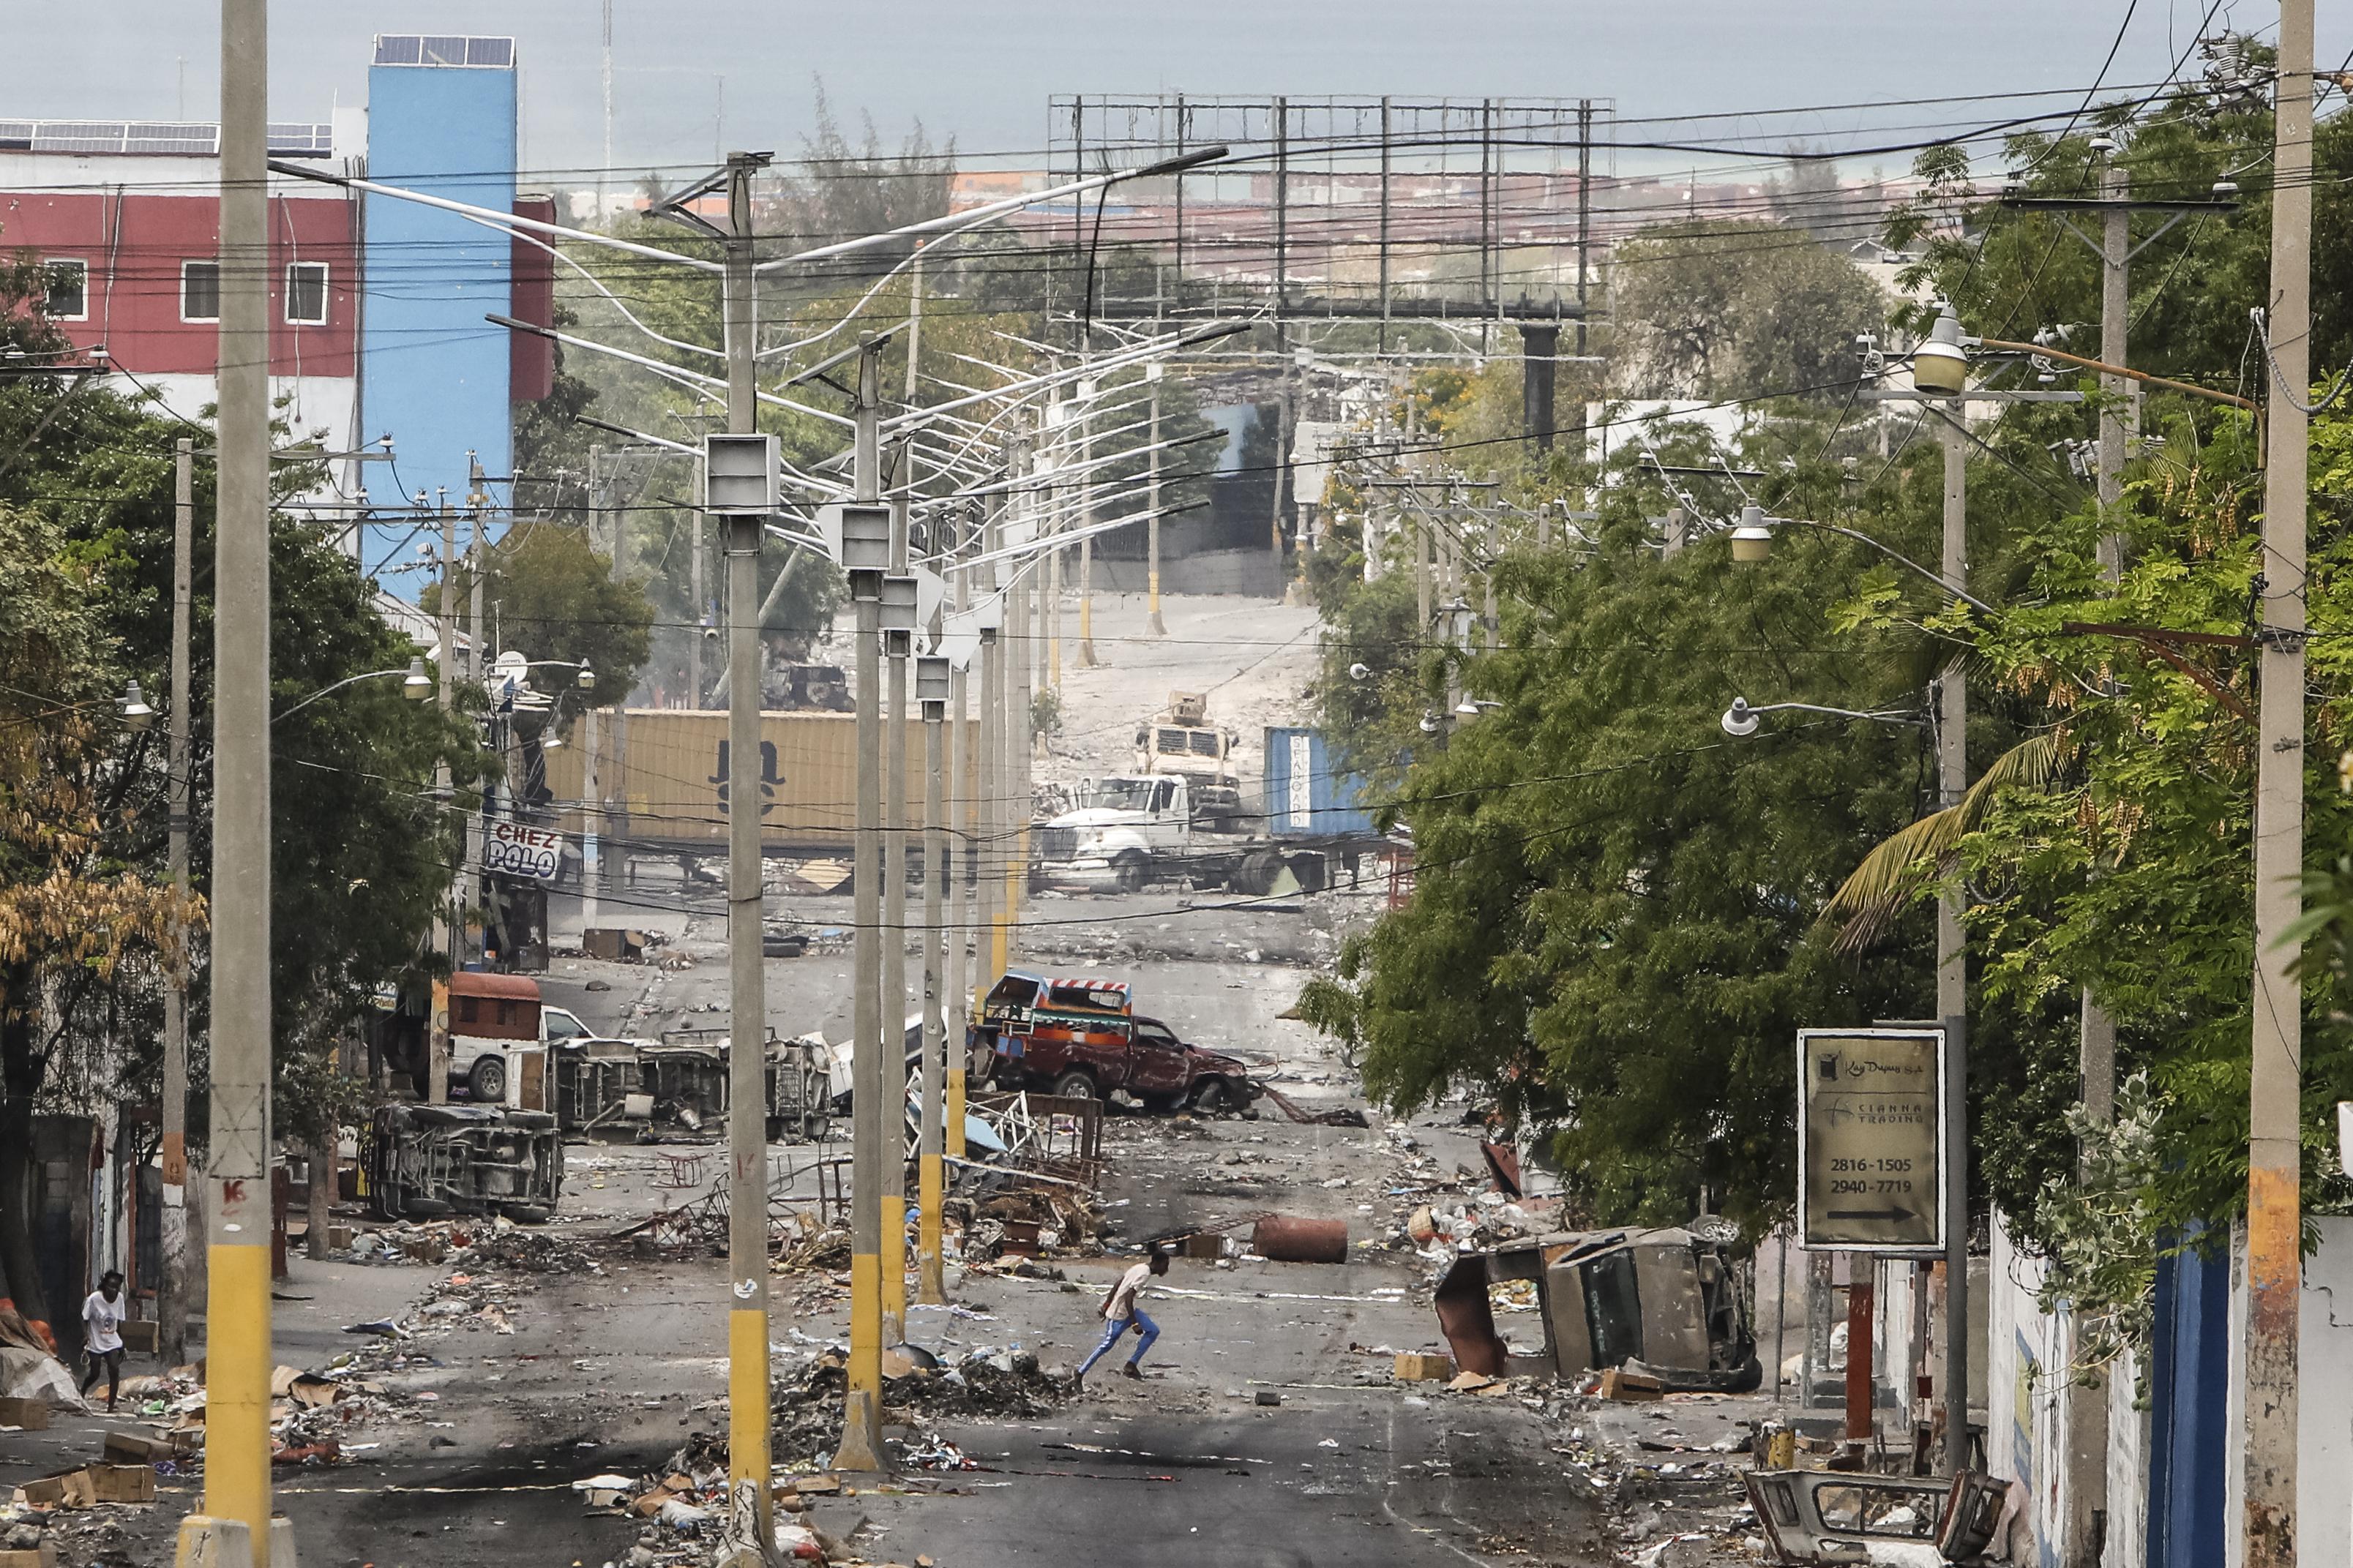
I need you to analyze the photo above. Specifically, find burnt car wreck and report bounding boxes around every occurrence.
[364,1104,563,1223]
[1434,1225,1762,1391]
[1744,1468,2016,1564]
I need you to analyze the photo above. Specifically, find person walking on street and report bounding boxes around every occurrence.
[79,1272,127,1413]
[1077,1248,1168,1384]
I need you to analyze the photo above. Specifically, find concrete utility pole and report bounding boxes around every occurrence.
[160,436,193,1370]
[599,0,614,215]
[916,653,949,1305]
[839,337,890,1475]
[982,485,1009,983]
[188,0,277,1556]
[430,502,457,1103]
[947,556,973,1163]
[1935,408,1970,1482]
[717,149,773,1560]
[2246,4,2313,1561]
[883,446,913,1347]
[1146,364,1167,636]
[689,509,705,705]
[1077,370,1099,667]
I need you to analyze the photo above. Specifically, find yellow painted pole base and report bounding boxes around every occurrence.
[174,1513,296,1568]
[946,1067,968,1160]
[834,1388,884,1474]
[726,1308,771,1545]
[201,1244,272,1556]
[847,1249,882,1466]
[880,1195,908,1343]
[917,1152,946,1305]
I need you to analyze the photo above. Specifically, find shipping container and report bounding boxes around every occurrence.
[544,708,979,853]
[1260,726,1377,838]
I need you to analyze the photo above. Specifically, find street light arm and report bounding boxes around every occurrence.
[1743,700,1923,726]
[1780,516,2003,618]
[1978,338,2258,413]
[272,666,409,724]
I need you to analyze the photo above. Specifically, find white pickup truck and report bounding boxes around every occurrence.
[444,970,597,1104]
[1032,774,1336,895]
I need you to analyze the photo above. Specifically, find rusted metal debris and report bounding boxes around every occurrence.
[1251,1215,1349,1264]
[1254,1082,1369,1128]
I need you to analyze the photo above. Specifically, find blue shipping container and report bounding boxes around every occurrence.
[1262,727,1377,837]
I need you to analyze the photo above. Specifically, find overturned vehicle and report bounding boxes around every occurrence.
[1434,1226,1761,1391]
[364,1104,562,1223]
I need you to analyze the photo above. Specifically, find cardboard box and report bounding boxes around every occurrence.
[0,1396,51,1430]
[85,1465,155,1504]
[20,1469,94,1509]
[1598,1368,1665,1402]
[1393,1352,1454,1382]
[116,1321,158,1354]
[102,1431,174,1465]
[0,1542,60,1568]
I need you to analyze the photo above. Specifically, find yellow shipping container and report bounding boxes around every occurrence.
[543,708,979,852]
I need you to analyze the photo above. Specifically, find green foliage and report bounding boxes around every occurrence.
[453,522,654,718]
[1309,501,1934,1234]
[1606,220,1887,400]
[2031,1073,2165,1389]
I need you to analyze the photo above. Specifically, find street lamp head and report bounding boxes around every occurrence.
[403,657,434,700]
[2212,178,2240,197]
[2088,132,2118,157]
[1720,697,1760,738]
[1348,662,1373,681]
[1729,503,1774,563]
[121,678,154,731]
[1911,304,1970,397]
[575,659,596,690]
[1418,709,1442,736]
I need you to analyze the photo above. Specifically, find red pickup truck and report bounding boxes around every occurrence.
[969,969,1258,1113]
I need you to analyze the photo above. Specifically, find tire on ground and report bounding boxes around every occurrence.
[1190,1077,1229,1113]
[1051,1070,1098,1101]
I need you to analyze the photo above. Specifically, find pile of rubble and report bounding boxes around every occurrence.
[342,1214,601,1273]
[765,1346,1066,1465]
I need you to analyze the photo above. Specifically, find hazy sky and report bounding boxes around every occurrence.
[14,3,2343,180]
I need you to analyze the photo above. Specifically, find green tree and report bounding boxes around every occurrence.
[1302,500,1935,1232]
[0,242,483,1318]
[1605,220,1887,400]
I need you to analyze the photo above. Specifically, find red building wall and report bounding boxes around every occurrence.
[0,190,358,375]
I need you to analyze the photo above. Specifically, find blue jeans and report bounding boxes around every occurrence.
[1077,1309,1159,1376]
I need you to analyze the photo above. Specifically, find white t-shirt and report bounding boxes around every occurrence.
[82,1291,124,1354]
[1104,1262,1152,1321]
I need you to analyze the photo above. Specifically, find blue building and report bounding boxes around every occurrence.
[361,34,521,540]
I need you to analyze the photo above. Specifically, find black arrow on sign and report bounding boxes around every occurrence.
[1828,1205,1917,1223]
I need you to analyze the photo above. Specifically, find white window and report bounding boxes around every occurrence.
[42,259,87,320]
[285,261,329,326]
[179,260,220,323]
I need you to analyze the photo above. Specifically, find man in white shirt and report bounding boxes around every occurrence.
[1076,1248,1169,1384]
[79,1272,127,1413]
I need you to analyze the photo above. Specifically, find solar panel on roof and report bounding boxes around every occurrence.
[373,34,420,64]
[126,122,217,155]
[465,37,513,67]
[266,122,332,155]
[0,122,34,150]
[34,123,128,154]
[420,35,468,65]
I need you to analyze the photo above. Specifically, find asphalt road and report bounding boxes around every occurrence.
[1,918,1608,1568]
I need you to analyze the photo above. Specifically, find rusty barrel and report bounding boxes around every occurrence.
[1252,1216,1347,1264]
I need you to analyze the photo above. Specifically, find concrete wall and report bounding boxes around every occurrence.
[1985,1212,2353,1568]
[2224,1215,2353,1568]
[362,51,517,519]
